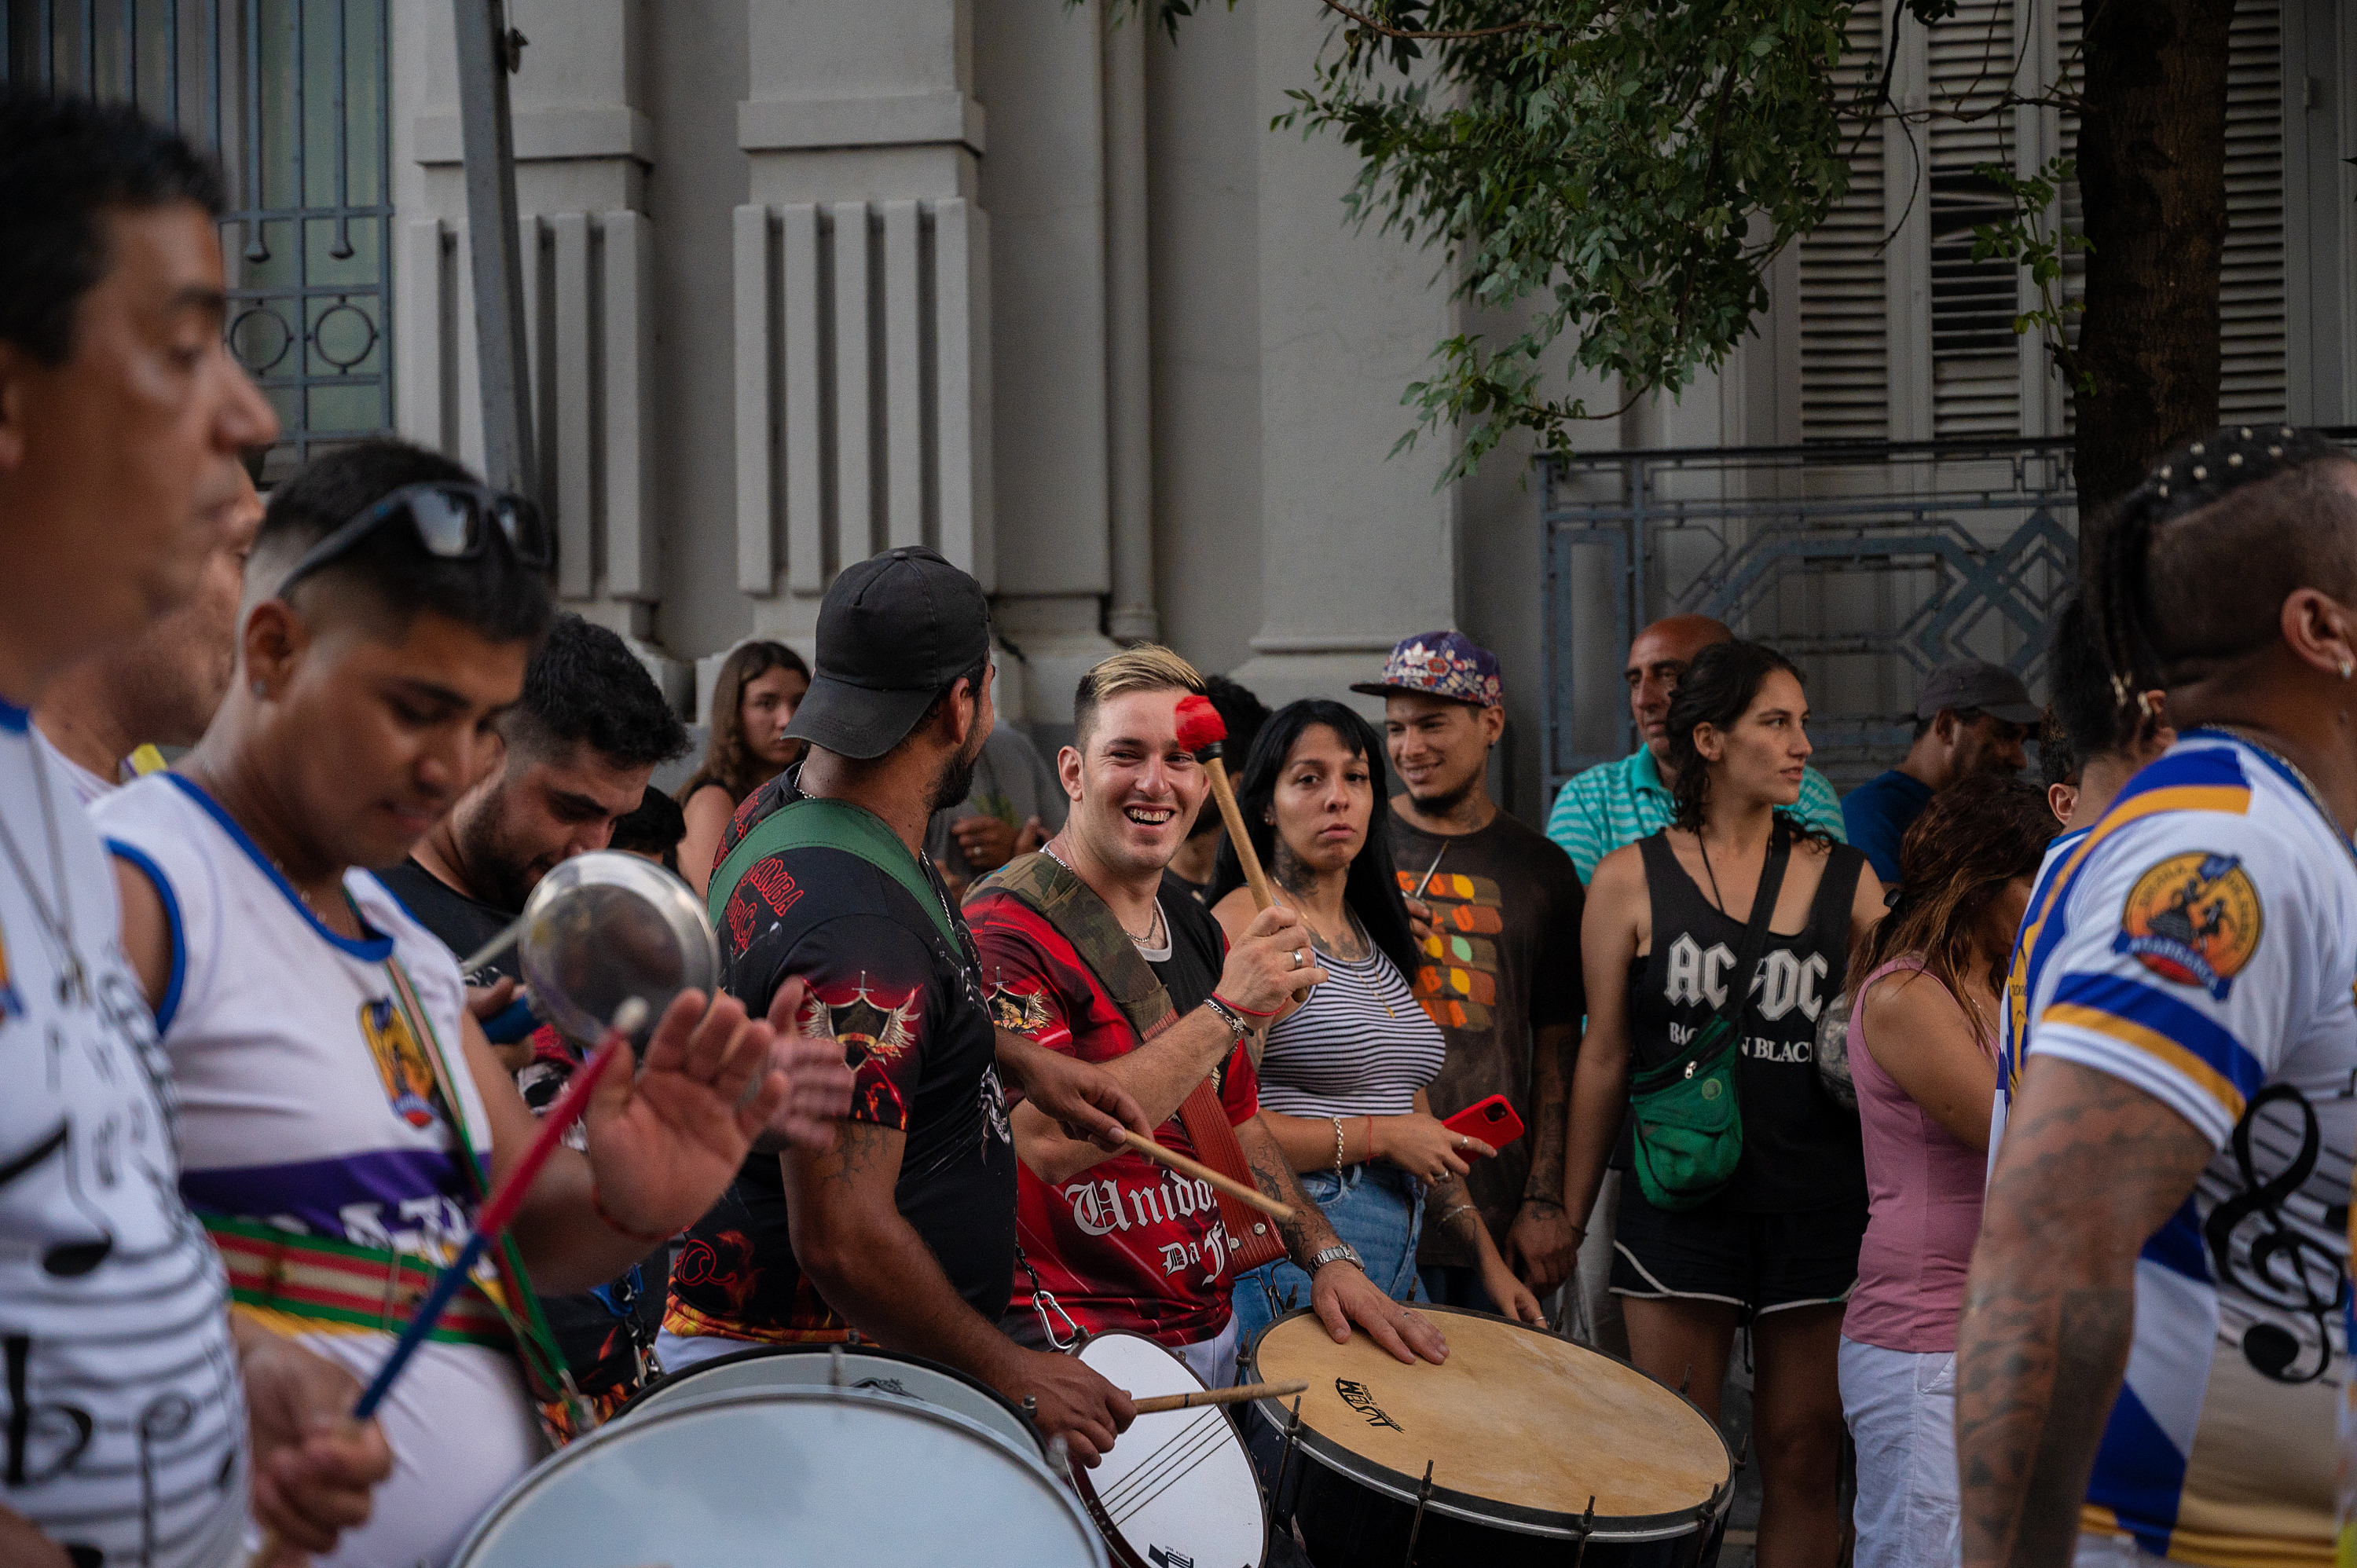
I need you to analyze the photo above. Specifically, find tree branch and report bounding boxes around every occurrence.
[1315,0,1562,42]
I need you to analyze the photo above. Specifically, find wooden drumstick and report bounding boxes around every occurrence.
[1131,1379,1308,1415]
[1175,695,1274,913]
[1113,1128,1294,1223]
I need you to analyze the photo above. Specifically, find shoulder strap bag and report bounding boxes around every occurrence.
[977,853,1288,1272]
[1627,823,1791,1212]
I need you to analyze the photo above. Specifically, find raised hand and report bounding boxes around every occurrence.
[581,988,787,1239]
[1216,903,1326,1020]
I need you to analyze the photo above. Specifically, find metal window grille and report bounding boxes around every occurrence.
[2,0,394,474]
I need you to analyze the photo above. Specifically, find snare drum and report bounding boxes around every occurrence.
[618,1340,1043,1458]
[451,1387,1108,1567]
[1072,1332,1268,1568]
[1242,1306,1732,1567]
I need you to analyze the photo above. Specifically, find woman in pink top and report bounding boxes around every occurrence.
[1841,775,2055,1568]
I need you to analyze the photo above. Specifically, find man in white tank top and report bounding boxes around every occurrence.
[0,92,399,1568]
[99,440,853,1567]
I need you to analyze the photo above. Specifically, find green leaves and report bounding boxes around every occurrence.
[1252,0,1857,478]
[1966,156,2095,397]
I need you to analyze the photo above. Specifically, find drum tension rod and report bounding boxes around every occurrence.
[829,1346,845,1389]
[1569,1495,1596,1566]
[1273,1395,1304,1530]
[1403,1460,1436,1566]
[1734,1431,1750,1468]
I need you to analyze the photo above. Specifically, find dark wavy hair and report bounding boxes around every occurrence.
[1660,639,1833,846]
[509,613,689,770]
[678,640,811,808]
[1850,775,2058,1053]
[1209,699,1419,980]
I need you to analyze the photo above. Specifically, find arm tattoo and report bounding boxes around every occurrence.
[1245,1146,1332,1264]
[1956,1061,2206,1568]
[823,1119,896,1191]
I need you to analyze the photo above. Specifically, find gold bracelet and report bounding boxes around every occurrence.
[1332,1116,1346,1174]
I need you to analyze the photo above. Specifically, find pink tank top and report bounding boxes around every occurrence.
[1842,956,1992,1354]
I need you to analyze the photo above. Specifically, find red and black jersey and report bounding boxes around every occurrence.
[667,776,1017,1345]
[967,874,1257,1349]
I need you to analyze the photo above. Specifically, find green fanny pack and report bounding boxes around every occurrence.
[1628,826,1791,1212]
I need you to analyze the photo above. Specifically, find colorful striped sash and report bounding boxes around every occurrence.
[203,1212,515,1350]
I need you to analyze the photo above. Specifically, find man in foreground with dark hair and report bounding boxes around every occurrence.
[0,90,387,1566]
[98,438,851,1565]
[382,611,694,1430]
[1960,429,2357,1567]
[669,545,1159,1468]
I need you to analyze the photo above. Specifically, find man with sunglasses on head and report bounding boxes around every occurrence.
[0,92,390,1568]
[94,439,856,1567]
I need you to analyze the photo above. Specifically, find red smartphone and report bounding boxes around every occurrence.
[1440,1094,1524,1152]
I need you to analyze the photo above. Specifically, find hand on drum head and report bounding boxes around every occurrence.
[1310,1262,1450,1366]
[757,976,859,1151]
[582,987,790,1238]
[1003,1347,1138,1468]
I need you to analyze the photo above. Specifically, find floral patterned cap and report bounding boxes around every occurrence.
[1349,630,1503,708]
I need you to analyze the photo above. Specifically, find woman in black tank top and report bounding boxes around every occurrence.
[1562,641,1885,1568]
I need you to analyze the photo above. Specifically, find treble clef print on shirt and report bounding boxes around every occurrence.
[2202,1083,2347,1382]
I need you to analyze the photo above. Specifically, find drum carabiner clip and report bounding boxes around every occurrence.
[1031,1286,1082,1353]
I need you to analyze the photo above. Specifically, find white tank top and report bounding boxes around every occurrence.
[0,709,246,1568]
[95,773,544,1568]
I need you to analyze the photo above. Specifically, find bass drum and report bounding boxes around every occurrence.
[618,1340,1043,1459]
[1070,1332,1268,1568]
[1242,1305,1732,1568]
[451,1387,1108,1568]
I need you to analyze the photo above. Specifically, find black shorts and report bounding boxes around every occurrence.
[1608,1184,1867,1317]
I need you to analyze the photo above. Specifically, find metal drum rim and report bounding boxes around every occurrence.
[1069,1328,1271,1568]
[612,1338,1047,1459]
[1241,1303,1736,1544]
[449,1386,1108,1568]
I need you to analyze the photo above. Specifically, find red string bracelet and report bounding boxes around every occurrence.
[591,1184,674,1247]
[1211,990,1277,1019]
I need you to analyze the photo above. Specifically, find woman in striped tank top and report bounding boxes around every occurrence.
[1213,701,1543,1347]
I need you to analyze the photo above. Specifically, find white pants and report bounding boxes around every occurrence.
[1838,1335,1961,1568]
[654,1326,745,1374]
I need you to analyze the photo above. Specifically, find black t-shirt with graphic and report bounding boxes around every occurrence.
[668,776,1018,1340]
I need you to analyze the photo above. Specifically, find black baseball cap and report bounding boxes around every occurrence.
[784,546,992,760]
[1915,660,2040,726]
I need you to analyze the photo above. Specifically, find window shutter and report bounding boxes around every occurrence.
[1798,2,1890,443]
[1926,0,2022,438]
[2220,0,2286,423]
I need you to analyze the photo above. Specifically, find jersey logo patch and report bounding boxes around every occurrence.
[797,973,921,1064]
[2113,852,2263,1000]
[359,997,442,1130]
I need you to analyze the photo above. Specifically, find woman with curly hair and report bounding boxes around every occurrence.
[676,640,810,895]
[1563,639,1883,1568]
[1841,774,2055,1567]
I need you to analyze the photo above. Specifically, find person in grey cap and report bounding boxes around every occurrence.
[664,545,1157,1468]
[1840,659,2039,883]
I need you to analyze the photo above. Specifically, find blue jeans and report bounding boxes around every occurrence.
[1416,1263,1496,1314]
[1230,1163,1424,1356]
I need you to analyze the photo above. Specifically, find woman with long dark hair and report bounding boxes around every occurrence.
[1211,700,1541,1346]
[1563,640,1882,1568]
[1840,775,2054,1568]
[677,640,811,896]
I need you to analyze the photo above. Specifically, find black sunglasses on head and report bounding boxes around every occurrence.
[275,481,552,598]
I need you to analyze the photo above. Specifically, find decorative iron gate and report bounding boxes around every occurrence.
[1541,438,2081,796]
[2,0,394,471]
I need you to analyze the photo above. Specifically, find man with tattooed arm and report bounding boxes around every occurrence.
[1959,428,2357,1566]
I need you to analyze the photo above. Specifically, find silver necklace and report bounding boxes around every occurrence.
[0,741,88,1004]
[2211,725,2357,875]
[1041,841,1163,947]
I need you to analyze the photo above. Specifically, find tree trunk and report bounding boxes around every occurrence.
[2070,0,2239,511]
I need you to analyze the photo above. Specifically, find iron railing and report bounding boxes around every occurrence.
[3,0,394,472]
[1542,437,2081,797]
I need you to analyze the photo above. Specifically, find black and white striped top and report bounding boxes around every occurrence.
[1259,929,1448,1119]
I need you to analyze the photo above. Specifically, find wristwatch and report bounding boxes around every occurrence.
[1308,1244,1365,1275]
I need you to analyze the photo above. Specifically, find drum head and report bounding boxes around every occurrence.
[451,1388,1108,1568]
[1244,1306,1730,1543]
[619,1341,1043,1458]
[1076,1332,1266,1568]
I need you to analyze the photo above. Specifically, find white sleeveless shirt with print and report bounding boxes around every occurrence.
[95,772,544,1568]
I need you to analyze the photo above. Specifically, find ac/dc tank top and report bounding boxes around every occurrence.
[1625,826,1868,1212]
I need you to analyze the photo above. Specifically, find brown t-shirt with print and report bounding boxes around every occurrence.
[1387,808,1586,1267]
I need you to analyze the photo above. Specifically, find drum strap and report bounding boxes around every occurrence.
[976,853,1288,1273]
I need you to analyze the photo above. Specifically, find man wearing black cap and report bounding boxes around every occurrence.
[1841,659,2040,882]
[663,547,1153,1466]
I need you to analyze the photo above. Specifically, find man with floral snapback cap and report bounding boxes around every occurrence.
[1353,633,1588,1315]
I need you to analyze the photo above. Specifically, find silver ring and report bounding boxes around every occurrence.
[1292,948,1307,969]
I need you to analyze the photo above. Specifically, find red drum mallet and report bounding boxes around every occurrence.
[1174,693,1274,913]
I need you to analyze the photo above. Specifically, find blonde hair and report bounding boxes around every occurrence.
[1073,644,1204,749]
